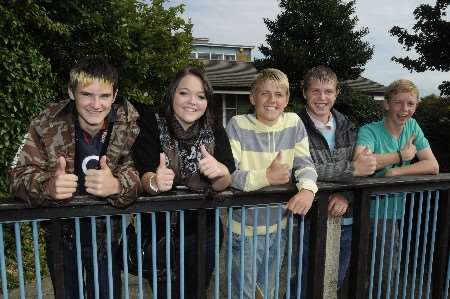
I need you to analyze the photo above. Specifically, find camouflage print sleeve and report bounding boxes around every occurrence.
[106,117,141,208]
[8,121,53,206]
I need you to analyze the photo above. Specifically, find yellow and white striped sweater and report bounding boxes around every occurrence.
[226,112,318,235]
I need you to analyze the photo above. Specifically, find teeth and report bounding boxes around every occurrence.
[264,107,276,111]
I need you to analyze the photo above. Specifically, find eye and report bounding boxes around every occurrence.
[198,94,206,100]
[179,90,188,96]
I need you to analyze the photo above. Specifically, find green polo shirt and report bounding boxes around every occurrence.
[356,117,430,218]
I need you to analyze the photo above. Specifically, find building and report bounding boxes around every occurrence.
[192,38,386,126]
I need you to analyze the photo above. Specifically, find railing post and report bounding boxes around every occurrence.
[433,189,450,299]
[308,191,330,299]
[348,188,372,299]
[196,209,207,299]
[50,219,65,299]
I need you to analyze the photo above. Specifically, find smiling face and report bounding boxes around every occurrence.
[250,79,289,126]
[69,79,117,136]
[172,74,208,130]
[303,79,338,123]
[383,91,418,128]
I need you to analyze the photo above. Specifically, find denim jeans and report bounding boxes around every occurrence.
[288,220,352,298]
[45,232,122,299]
[231,230,287,299]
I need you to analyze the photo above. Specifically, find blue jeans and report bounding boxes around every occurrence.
[231,230,287,299]
[288,220,352,298]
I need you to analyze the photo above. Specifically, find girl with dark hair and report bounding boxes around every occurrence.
[133,67,235,298]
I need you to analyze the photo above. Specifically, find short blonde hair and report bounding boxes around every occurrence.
[251,68,290,97]
[384,79,419,101]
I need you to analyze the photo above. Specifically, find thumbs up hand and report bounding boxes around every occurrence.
[266,152,290,185]
[155,153,175,192]
[352,146,377,176]
[400,134,416,162]
[47,156,78,200]
[198,145,227,180]
[85,156,121,197]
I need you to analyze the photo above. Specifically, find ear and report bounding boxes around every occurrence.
[302,89,307,100]
[68,86,75,100]
[249,94,256,106]
[383,99,390,111]
[112,89,118,103]
[335,88,340,97]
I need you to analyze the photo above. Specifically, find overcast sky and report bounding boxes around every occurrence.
[168,0,447,96]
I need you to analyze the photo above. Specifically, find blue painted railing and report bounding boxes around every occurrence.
[0,174,449,299]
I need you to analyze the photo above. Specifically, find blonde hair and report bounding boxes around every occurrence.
[384,79,419,101]
[69,56,118,92]
[251,68,290,97]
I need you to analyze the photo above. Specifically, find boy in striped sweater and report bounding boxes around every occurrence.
[226,68,318,298]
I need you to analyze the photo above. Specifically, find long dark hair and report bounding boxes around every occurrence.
[163,67,215,128]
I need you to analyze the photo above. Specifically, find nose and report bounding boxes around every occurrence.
[400,102,408,111]
[91,96,102,109]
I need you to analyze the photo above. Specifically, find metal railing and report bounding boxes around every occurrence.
[0,174,449,299]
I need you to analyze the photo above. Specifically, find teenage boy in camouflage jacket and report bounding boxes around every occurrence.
[8,56,140,298]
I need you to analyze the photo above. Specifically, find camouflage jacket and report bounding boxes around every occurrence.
[8,99,141,207]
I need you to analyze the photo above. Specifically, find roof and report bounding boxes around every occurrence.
[193,38,254,50]
[203,60,386,95]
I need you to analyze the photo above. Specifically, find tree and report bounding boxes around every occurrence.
[5,0,195,105]
[390,0,450,96]
[256,0,373,98]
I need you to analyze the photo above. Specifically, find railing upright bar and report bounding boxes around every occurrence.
[444,252,450,299]
[0,224,8,299]
[410,192,425,298]
[227,207,232,299]
[393,193,408,299]
[31,221,42,299]
[214,208,220,299]
[285,211,294,299]
[135,213,143,299]
[165,211,171,298]
[401,192,416,299]
[274,205,282,299]
[180,210,185,299]
[251,207,258,299]
[14,222,25,299]
[425,191,439,299]
[369,195,380,299]
[120,214,129,299]
[105,215,113,299]
[196,209,206,299]
[74,218,84,299]
[376,194,389,299]
[296,216,305,299]
[349,188,373,299]
[90,217,99,299]
[151,213,157,298]
[433,189,450,299]
[385,194,399,299]
[239,207,246,299]
[263,206,270,299]
[418,191,432,297]
[308,191,329,299]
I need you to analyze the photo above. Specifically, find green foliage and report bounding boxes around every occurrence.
[390,0,450,96]
[0,5,56,197]
[334,85,384,126]
[3,223,49,289]
[256,0,374,97]
[6,0,195,105]
[414,94,450,172]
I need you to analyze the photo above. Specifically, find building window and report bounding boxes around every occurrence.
[210,53,224,60]
[190,52,197,59]
[223,95,238,127]
[224,54,236,61]
[197,52,210,60]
